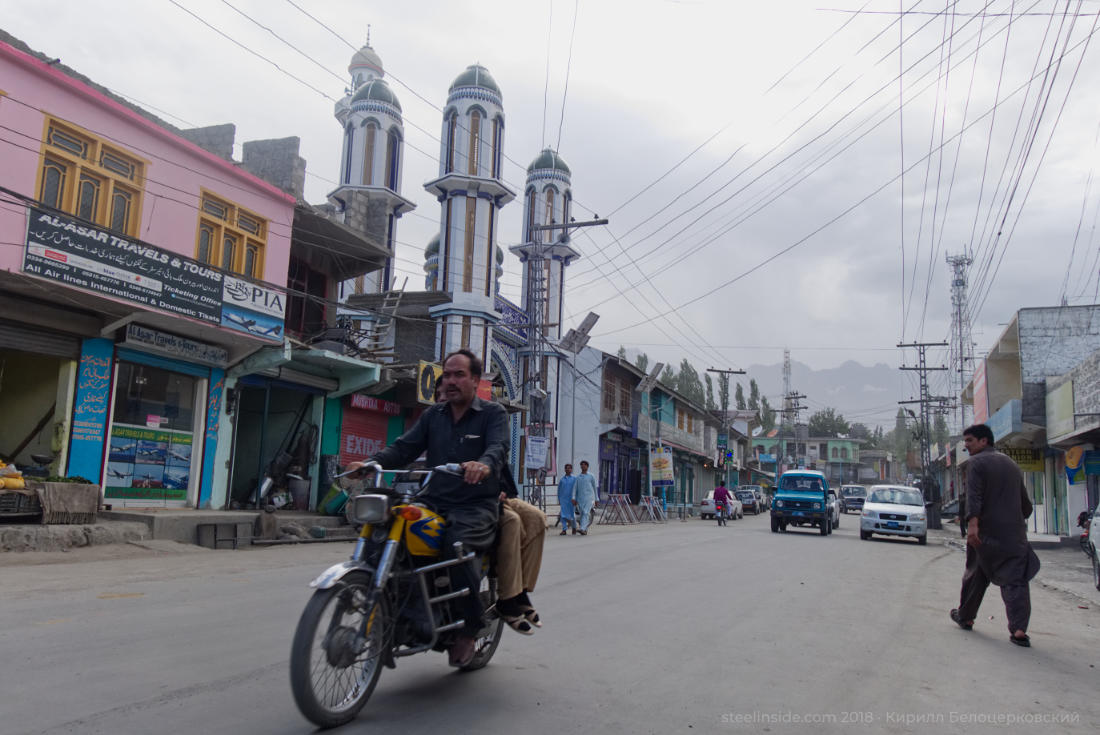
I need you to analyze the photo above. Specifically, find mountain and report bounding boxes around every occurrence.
[741,360,905,431]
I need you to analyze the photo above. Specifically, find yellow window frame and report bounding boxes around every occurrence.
[34,116,146,237]
[194,189,267,278]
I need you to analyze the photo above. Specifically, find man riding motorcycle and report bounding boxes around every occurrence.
[348,348,507,667]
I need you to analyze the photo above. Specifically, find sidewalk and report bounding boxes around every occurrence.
[930,525,1100,608]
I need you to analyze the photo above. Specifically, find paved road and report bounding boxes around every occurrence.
[2,513,1098,734]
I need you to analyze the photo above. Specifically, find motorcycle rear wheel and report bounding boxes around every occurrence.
[290,571,389,728]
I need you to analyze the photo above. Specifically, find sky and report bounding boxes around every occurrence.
[3,0,1099,427]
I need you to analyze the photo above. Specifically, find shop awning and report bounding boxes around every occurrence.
[229,341,381,397]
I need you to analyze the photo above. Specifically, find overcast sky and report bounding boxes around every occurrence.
[4,0,1099,425]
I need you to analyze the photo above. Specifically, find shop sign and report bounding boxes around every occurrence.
[1003,447,1043,473]
[1066,446,1086,484]
[23,208,283,341]
[1085,450,1100,476]
[417,361,442,404]
[526,436,550,469]
[123,324,228,367]
[104,425,191,501]
[349,394,402,415]
[717,433,728,450]
[758,453,776,464]
[988,399,1021,442]
[972,359,989,424]
[650,445,674,487]
[68,338,114,483]
[1046,380,1075,440]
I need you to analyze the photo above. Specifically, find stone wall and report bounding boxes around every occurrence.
[178,124,236,161]
[1019,306,1100,425]
[340,189,390,249]
[241,137,305,199]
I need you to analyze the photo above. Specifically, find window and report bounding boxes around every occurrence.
[544,188,555,232]
[343,123,354,184]
[618,381,631,418]
[445,114,457,173]
[831,447,839,458]
[462,197,476,292]
[491,117,502,178]
[385,129,399,190]
[525,187,536,241]
[195,191,266,278]
[37,118,144,236]
[361,122,376,185]
[677,408,685,431]
[285,256,326,338]
[604,374,616,412]
[467,110,481,175]
[841,447,849,460]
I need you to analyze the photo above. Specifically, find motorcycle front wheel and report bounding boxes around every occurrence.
[290,571,389,728]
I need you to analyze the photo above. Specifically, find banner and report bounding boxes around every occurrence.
[1065,446,1086,485]
[23,208,283,340]
[526,436,550,469]
[650,445,674,487]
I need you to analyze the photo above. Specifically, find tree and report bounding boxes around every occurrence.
[676,359,704,406]
[616,345,627,360]
[635,352,649,373]
[748,379,761,410]
[660,363,676,387]
[704,374,716,411]
[735,382,746,410]
[760,396,776,432]
[809,407,850,437]
[849,422,872,441]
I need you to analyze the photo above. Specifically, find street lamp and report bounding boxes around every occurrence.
[559,311,599,468]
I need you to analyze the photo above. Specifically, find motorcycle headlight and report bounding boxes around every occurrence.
[348,493,390,524]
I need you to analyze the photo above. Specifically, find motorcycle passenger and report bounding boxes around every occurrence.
[351,348,508,667]
[713,481,734,526]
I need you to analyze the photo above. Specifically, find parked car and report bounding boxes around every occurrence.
[1086,510,1100,591]
[827,488,841,529]
[860,485,927,544]
[700,489,743,520]
[838,485,867,514]
[741,485,767,511]
[735,489,761,514]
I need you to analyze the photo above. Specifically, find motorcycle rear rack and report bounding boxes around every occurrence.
[393,542,479,658]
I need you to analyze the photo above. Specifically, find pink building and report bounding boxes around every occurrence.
[0,35,295,507]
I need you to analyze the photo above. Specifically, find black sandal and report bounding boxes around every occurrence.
[950,609,973,630]
[1009,633,1030,647]
[502,613,535,635]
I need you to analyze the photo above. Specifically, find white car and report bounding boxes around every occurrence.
[827,488,841,529]
[860,485,927,544]
[700,490,743,520]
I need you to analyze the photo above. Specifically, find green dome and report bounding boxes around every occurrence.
[424,234,440,257]
[449,64,501,96]
[351,78,402,111]
[527,148,570,175]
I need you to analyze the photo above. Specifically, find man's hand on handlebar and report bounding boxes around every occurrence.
[459,460,491,485]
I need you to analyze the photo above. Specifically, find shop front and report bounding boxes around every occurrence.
[597,432,643,503]
[98,329,228,508]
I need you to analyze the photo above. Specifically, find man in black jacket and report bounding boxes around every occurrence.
[356,348,508,666]
[950,423,1039,647]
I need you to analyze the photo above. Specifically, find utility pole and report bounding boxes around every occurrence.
[778,349,807,470]
[517,217,607,482]
[898,340,949,529]
[707,367,746,489]
[946,252,974,433]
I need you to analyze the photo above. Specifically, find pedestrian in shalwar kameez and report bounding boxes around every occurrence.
[950,423,1040,647]
[573,460,598,535]
[557,464,577,535]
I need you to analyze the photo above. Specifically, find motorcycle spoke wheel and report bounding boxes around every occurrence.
[290,572,388,728]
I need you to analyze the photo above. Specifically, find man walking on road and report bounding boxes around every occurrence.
[557,464,576,535]
[574,460,598,535]
[951,423,1040,647]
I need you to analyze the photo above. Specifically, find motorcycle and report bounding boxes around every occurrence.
[289,463,504,728]
[1078,509,1094,558]
[715,500,727,526]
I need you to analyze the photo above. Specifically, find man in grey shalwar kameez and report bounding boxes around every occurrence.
[951,423,1040,647]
